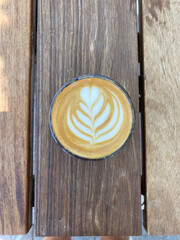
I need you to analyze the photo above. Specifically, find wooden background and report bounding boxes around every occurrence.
[0,0,32,234]
[142,0,180,235]
[35,0,141,236]
[1,0,180,237]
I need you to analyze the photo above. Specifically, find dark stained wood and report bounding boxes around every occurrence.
[43,238,71,240]
[100,237,129,240]
[35,0,141,236]
[43,238,128,240]
[142,0,180,235]
[0,0,32,235]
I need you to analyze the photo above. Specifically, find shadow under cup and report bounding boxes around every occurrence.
[49,75,136,160]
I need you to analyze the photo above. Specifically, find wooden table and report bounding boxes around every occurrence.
[0,0,180,237]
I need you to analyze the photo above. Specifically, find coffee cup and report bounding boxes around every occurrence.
[49,75,135,160]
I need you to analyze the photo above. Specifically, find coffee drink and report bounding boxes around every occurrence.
[49,75,135,159]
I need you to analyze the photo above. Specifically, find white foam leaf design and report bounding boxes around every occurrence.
[67,86,124,144]
[94,103,110,129]
[79,102,89,115]
[96,98,121,137]
[67,110,93,143]
[92,95,104,119]
[76,110,93,129]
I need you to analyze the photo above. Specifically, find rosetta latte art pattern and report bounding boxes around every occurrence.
[67,86,124,144]
[50,77,134,159]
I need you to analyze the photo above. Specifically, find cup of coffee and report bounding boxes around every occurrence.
[49,75,135,160]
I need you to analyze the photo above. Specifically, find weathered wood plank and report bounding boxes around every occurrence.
[43,238,129,240]
[43,237,129,240]
[0,0,32,234]
[142,0,180,235]
[44,238,71,240]
[100,237,129,240]
[35,0,141,236]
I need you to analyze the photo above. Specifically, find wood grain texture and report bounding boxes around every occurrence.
[100,237,129,240]
[35,0,141,236]
[44,238,71,240]
[0,0,32,234]
[43,237,128,240]
[142,0,180,235]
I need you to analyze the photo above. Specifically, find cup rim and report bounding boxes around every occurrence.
[49,74,136,161]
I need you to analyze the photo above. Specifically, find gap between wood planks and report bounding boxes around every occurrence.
[30,0,38,209]
[137,0,146,207]
[137,0,146,230]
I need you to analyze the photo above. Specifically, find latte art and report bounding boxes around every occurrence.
[50,76,135,159]
[67,86,124,144]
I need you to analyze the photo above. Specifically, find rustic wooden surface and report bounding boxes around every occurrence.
[43,238,128,240]
[35,0,141,236]
[44,238,71,240]
[0,0,32,235]
[43,237,128,240]
[100,237,129,240]
[142,0,180,235]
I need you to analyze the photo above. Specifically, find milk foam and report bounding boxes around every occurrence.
[67,86,124,144]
